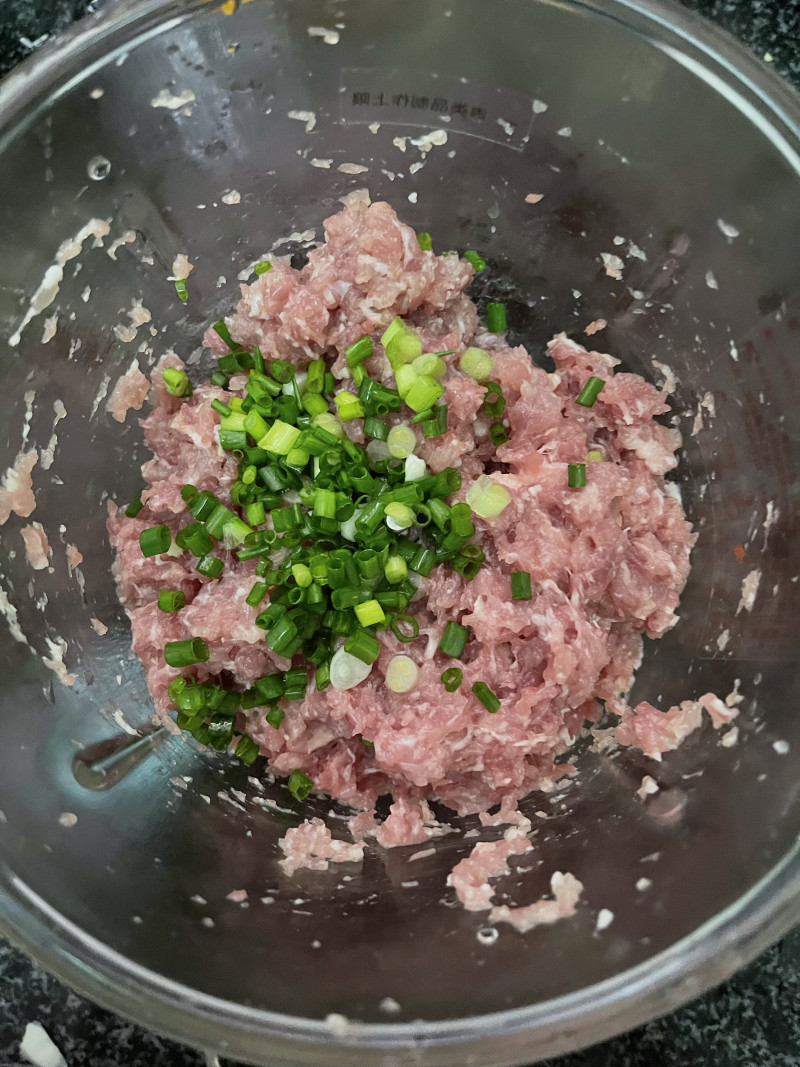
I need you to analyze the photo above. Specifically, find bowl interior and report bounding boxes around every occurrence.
[0,0,799,1063]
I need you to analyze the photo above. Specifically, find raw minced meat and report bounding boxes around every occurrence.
[279,817,365,876]
[108,198,724,894]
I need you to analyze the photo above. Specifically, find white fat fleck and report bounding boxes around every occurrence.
[772,739,790,755]
[0,582,27,645]
[635,877,652,891]
[532,99,548,113]
[557,126,572,137]
[90,374,111,418]
[409,129,448,150]
[368,122,380,134]
[271,229,317,249]
[409,161,424,175]
[325,1013,351,1037]
[637,775,659,800]
[525,193,544,204]
[21,390,35,445]
[43,636,76,687]
[201,917,215,928]
[717,218,740,240]
[307,25,340,44]
[600,253,624,280]
[736,569,761,615]
[392,136,407,152]
[627,241,647,261]
[41,315,58,343]
[310,157,332,168]
[221,189,242,205]
[226,888,248,903]
[379,997,401,1014]
[113,323,138,343]
[151,88,196,109]
[691,391,716,437]
[716,628,730,651]
[190,894,206,905]
[497,118,516,136]
[595,908,614,932]
[651,359,677,395]
[81,285,91,302]
[763,501,779,547]
[106,229,136,260]
[58,812,78,828]
[338,162,369,174]
[110,707,137,735]
[20,1021,67,1067]
[408,191,418,204]
[287,109,316,133]
[89,87,104,99]
[720,726,739,747]
[705,271,719,290]
[729,339,739,362]
[9,218,110,346]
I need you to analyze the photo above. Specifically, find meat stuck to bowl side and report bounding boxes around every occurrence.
[107,196,735,924]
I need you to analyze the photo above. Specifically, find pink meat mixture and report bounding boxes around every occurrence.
[109,197,720,855]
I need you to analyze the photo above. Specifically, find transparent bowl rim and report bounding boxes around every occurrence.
[1,1,799,1063]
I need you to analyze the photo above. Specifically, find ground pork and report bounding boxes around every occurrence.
[108,199,706,871]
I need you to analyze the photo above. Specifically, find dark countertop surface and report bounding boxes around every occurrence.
[1,2,799,1066]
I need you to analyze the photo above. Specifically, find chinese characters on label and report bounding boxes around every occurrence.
[350,91,487,122]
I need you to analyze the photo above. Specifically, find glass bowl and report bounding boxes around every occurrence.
[0,1,798,1064]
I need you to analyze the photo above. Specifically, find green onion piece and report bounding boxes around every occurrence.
[256,673,285,701]
[174,278,188,302]
[486,302,507,333]
[482,381,507,417]
[212,319,237,351]
[459,347,493,382]
[164,637,209,668]
[246,581,269,607]
[390,614,419,643]
[587,449,604,462]
[472,680,501,713]
[510,571,532,601]
[176,522,214,557]
[409,547,436,576]
[404,374,444,413]
[139,524,171,557]
[125,492,144,518]
[158,589,186,612]
[354,549,380,580]
[384,555,408,584]
[266,615,299,655]
[219,429,248,451]
[385,502,415,530]
[417,231,433,252]
[235,735,260,765]
[422,405,448,439]
[464,250,487,273]
[303,392,328,417]
[211,398,231,418]
[313,486,337,520]
[364,416,389,441]
[412,353,446,380]
[568,462,587,489]
[465,474,512,520]
[490,422,509,447]
[441,667,463,692]
[334,391,365,421]
[180,484,198,504]
[162,367,192,398]
[354,599,386,627]
[210,371,230,389]
[269,359,295,384]
[345,335,373,368]
[385,654,419,693]
[292,563,313,588]
[246,500,266,527]
[258,420,301,455]
[189,490,220,521]
[576,376,606,408]
[387,425,417,459]
[197,555,224,579]
[344,629,381,665]
[254,260,272,275]
[243,409,269,440]
[287,768,314,801]
[438,620,471,658]
[266,705,285,729]
[315,661,331,691]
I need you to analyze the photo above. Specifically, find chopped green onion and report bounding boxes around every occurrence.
[254,260,272,275]
[364,416,389,441]
[459,346,493,382]
[344,628,381,665]
[258,420,301,455]
[246,501,266,527]
[576,376,606,408]
[381,317,405,350]
[385,655,419,693]
[125,492,144,518]
[587,449,604,462]
[334,391,364,421]
[390,614,420,642]
[189,490,220,521]
[292,563,313,588]
[384,555,408,584]
[176,522,214,557]
[417,231,433,251]
[421,405,448,439]
[568,462,587,489]
[438,620,470,659]
[387,424,417,459]
[312,412,344,439]
[212,319,237,350]
[412,353,446,380]
[287,768,314,801]
[140,524,171,557]
[404,374,444,413]
[472,680,501,713]
[246,581,269,607]
[385,502,415,531]
[510,571,532,600]
[464,250,486,273]
[158,589,186,612]
[180,484,198,503]
[235,735,260,765]
[441,667,463,692]
[269,359,295,384]
[303,393,328,417]
[197,554,226,580]
[162,367,192,398]
[486,302,507,333]
[210,371,230,389]
[482,381,507,418]
[266,615,299,655]
[490,422,509,447]
[354,599,386,627]
[345,335,373,368]
[174,278,188,302]
[256,673,284,701]
[266,705,285,729]
[164,637,209,668]
[465,474,512,520]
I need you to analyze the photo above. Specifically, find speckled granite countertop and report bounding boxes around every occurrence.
[1,2,799,1065]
